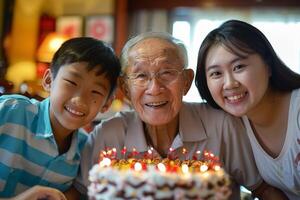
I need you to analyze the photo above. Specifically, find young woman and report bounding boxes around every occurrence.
[196,19,300,199]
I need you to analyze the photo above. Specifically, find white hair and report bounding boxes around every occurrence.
[120,32,188,73]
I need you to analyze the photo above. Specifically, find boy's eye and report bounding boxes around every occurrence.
[92,90,104,96]
[64,79,77,86]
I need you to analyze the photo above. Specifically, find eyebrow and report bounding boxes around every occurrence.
[206,57,245,72]
[68,70,108,91]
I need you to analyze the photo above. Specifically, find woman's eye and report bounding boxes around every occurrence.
[209,71,221,78]
[233,64,246,71]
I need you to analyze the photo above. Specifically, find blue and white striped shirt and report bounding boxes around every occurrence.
[0,95,88,197]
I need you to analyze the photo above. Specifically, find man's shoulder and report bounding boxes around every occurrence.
[182,102,228,119]
[101,109,137,127]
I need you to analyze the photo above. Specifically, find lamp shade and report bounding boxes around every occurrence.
[37,33,68,63]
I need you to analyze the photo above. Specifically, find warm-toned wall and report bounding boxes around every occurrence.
[6,0,115,88]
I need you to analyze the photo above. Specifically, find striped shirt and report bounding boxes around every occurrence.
[0,95,88,197]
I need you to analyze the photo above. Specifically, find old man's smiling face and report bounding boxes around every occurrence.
[124,38,190,126]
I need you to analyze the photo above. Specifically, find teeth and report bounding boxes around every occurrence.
[227,93,245,101]
[146,101,167,106]
[65,106,84,116]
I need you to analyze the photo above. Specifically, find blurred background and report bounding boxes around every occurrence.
[0,0,299,103]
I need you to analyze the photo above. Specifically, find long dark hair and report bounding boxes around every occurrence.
[195,19,300,109]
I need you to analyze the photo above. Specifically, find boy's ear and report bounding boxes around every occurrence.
[100,97,113,113]
[42,69,53,92]
[183,68,194,95]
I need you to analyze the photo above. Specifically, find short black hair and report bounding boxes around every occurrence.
[195,19,300,109]
[50,37,121,97]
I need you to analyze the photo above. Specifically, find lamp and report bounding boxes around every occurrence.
[37,32,69,63]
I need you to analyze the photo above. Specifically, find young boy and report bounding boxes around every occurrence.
[0,37,121,199]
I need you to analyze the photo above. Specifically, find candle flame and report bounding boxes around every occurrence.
[134,162,142,171]
[157,163,166,172]
[99,157,111,168]
[214,165,221,171]
[181,164,189,174]
[200,164,208,172]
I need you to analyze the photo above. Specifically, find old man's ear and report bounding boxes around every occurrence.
[183,68,194,95]
[118,76,131,101]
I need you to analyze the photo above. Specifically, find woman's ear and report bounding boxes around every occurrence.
[183,68,194,95]
[42,69,53,92]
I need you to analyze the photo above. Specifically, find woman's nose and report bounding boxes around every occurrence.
[223,74,239,89]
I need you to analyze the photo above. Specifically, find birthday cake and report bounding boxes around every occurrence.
[88,149,231,200]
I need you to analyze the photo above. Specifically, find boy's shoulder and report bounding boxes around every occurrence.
[0,94,42,112]
[0,94,38,105]
[0,94,49,126]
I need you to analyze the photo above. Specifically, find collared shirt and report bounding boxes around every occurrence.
[76,102,262,198]
[0,94,88,197]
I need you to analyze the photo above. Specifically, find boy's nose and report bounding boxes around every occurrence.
[72,90,89,105]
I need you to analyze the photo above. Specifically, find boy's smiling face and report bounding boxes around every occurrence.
[43,62,111,136]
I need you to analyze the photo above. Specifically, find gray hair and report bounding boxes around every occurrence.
[120,32,188,73]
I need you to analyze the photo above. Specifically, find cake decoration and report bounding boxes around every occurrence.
[88,147,231,200]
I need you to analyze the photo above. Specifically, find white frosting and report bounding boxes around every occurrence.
[88,163,231,200]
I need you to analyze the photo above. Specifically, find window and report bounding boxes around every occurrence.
[172,8,300,102]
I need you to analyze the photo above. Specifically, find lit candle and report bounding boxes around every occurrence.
[134,162,142,171]
[193,150,201,160]
[181,164,189,174]
[182,148,188,160]
[131,148,138,158]
[168,147,174,160]
[121,146,127,159]
[112,148,117,158]
[157,163,166,173]
[147,149,153,159]
[106,149,113,159]
[99,157,111,168]
[200,164,208,172]
[214,165,221,171]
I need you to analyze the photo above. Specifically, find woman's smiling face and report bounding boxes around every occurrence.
[124,38,193,125]
[205,44,270,117]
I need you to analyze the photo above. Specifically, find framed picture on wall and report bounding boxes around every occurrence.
[56,16,83,38]
[85,15,114,44]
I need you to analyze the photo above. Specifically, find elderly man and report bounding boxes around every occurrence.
[75,32,286,199]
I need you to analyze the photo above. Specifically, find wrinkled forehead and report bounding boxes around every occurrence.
[128,38,183,68]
